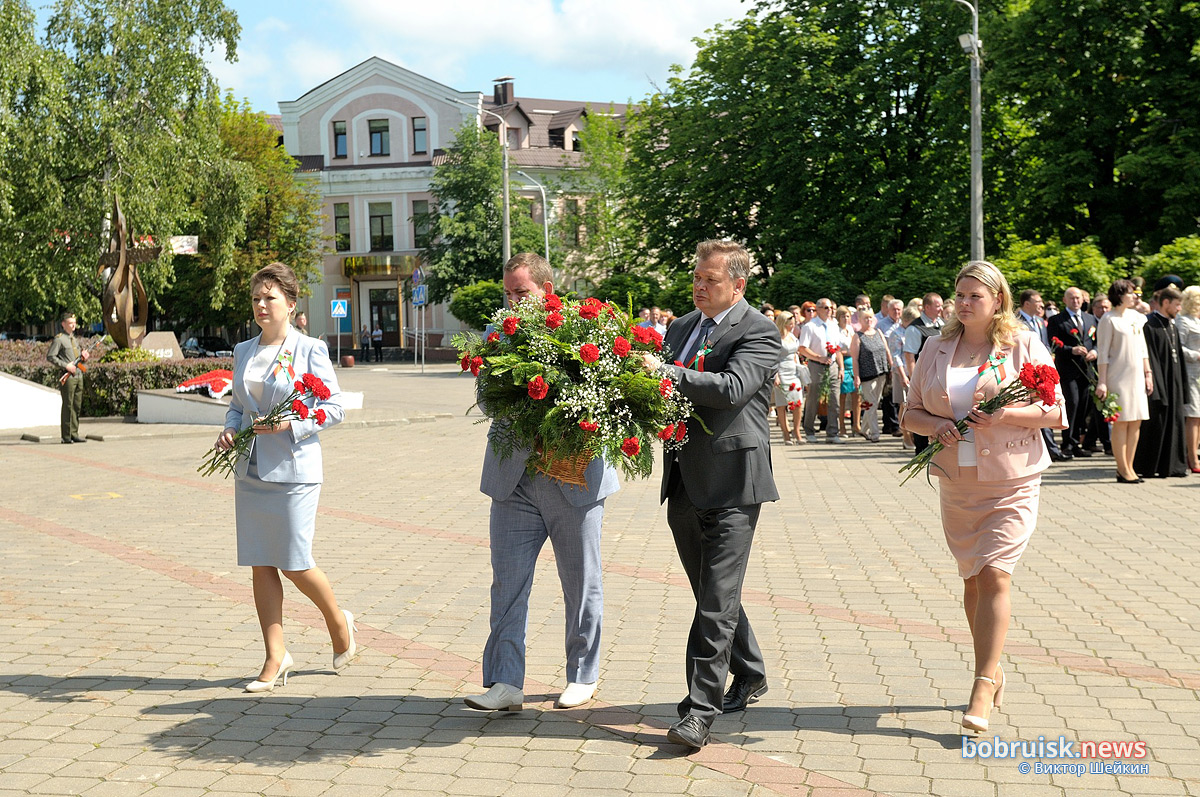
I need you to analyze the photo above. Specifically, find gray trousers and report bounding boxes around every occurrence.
[802,361,841,436]
[667,482,765,726]
[483,471,605,689]
[859,375,886,441]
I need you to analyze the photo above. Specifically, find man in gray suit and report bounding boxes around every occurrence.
[47,311,90,444]
[641,240,782,749]
[465,253,620,713]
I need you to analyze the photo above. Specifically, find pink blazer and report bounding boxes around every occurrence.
[906,330,1067,481]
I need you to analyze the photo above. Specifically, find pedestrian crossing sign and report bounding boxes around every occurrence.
[330,299,348,318]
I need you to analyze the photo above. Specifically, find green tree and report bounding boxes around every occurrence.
[448,280,504,330]
[0,0,241,327]
[159,97,327,332]
[627,1,977,291]
[590,272,659,311]
[417,123,542,303]
[1141,236,1200,289]
[555,106,644,279]
[988,0,1200,258]
[990,236,1122,301]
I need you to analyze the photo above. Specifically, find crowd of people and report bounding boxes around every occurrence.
[690,273,1199,481]
[214,253,1196,754]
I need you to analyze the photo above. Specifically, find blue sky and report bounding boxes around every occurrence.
[198,0,750,113]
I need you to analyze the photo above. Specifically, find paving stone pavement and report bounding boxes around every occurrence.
[0,363,1197,796]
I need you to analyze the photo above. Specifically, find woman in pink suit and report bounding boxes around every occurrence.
[903,261,1065,734]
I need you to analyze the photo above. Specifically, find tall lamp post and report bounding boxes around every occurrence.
[443,83,512,264]
[954,0,984,262]
[516,170,551,263]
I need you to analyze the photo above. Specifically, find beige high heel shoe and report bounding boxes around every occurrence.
[333,609,358,671]
[962,666,1005,733]
[245,650,293,693]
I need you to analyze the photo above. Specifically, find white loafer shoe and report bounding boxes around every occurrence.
[464,682,523,711]
[555,681,597,708]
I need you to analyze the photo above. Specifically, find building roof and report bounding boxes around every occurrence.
[264,114,284,133]
[292,155,326,172]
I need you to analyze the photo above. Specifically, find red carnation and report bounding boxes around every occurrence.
[580,343,600,364]
[621,437,641,457]
[647,327,663,351]
[579,298,602,320]
[314,408,327,425]
[527,375,549,400]
[294,379,305,393]
[658,424,675,441]
[825,342,839,355]
[460,353,471,371]
[1051,336,1064,349]
[470,355,483,376]
[1070,327,1079,335]
[502,316,520,336]
[487,332,500,343]
[579,420,599,432]
[292,399,309,420]
[546,311,564,329]
[311,380,332,401]
[1018,362,1038,390]
[675,423,687,441]
[613,336,631,357]
[302,372,320,390]
[544,294,562,311]
[659,378,673,397]
[1037,363,1060,386]
[789,382,798,391]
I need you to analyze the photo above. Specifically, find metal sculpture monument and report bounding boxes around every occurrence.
[97,197,160,348]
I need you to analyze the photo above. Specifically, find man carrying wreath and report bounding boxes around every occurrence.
[640,240,782,749]
[464,252,619,713]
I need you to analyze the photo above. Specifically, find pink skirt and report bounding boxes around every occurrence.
[938,467,1041,579]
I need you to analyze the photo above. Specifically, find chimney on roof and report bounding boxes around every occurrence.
[493,76,514,106]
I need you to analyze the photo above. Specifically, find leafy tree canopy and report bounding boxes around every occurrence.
[990,235,1124,302]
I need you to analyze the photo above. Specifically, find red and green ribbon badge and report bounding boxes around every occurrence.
[273,348,296,382]
[686,344,712,373]
[977,352,1008,384]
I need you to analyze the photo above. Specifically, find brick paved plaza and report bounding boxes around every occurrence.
[1,364,1197,796]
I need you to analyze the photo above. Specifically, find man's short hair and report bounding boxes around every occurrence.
[888,298,903,310]
[504,252,552,287]
[59,311,76,323]
[695,239,751,283]
[1018,288,1041,307]
[922,292,941,309]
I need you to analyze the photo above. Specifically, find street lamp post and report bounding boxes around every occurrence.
[955,0,984,262]
[515,170,550,263]
[442,88,511,264]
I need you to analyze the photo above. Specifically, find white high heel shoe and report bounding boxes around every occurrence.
[962,667,1004,733]
[245,650,293,693]
[333,609,358,671]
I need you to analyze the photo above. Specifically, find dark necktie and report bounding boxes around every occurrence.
[683,318,716,365]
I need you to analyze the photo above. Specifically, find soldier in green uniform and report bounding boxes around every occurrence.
[46,312,90,444]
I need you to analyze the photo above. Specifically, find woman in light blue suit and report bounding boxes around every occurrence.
[214,262,356,692]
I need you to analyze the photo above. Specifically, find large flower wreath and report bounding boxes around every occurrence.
[453,294,696,481]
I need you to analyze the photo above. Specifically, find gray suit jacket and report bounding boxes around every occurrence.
[225,328,344,483]
[480,428,620,507]
[659,299,782,509]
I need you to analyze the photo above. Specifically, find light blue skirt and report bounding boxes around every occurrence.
[235,454,320,570]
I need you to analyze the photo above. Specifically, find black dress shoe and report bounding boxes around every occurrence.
[61,438,73,444]
[1072,447,1093,457]
[1050,451,1073,462]
[70,436,87,443]
[722,676,768,713]
[666,715,710,749]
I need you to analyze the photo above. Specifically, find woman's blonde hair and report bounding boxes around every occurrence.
[940,260,1022,347]
[1181,285,1200,318]
[774,310,794,337]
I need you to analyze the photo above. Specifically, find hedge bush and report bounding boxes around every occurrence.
[1,340,232,417]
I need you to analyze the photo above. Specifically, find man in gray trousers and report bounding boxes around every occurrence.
[465,253,619,712]
[641,240,782,749]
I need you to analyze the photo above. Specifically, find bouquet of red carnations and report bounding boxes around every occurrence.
[898,355,1061,486]
[198,373,331,478]
[452,294,696,482]
[818,342,839,401]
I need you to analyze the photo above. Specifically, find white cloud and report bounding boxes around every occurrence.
[345,0,745,84]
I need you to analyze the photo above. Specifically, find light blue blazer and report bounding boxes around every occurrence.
[225,328,344,483]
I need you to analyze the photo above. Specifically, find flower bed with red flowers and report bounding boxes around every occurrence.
[452,295,694,480]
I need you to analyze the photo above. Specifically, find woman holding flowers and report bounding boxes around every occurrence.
[214,262,354,692]
[1094,279,1152,483]
[902,261,1065,734]
[772,310,804,444]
